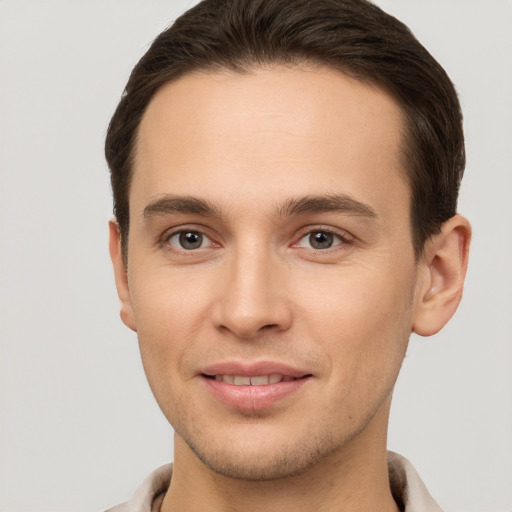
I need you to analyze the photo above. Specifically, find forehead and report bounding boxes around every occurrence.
[132,66,409,222]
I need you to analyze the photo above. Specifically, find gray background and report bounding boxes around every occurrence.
[0,1,511,511]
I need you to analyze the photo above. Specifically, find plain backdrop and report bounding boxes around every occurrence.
[0,1,511,511]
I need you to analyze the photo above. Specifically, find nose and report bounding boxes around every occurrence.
[212,248,292,339]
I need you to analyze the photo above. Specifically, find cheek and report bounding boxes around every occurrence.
[293,263,415,376]
[127,268,210,382]
[130,283,201,423]
[129,263,210,331]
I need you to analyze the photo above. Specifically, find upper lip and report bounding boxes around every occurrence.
[200,360,311,378]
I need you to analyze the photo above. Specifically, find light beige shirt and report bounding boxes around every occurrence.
[106,452,443,512]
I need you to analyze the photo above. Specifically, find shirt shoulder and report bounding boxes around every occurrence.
[388,451,444,512]
[104,464,172,512]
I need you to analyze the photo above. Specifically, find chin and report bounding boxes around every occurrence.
[192,443,331,481]
[177,423,345,481]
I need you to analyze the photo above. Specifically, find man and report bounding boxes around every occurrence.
[105,0,471,510]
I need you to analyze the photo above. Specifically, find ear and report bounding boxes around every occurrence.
[413,214,471,337]
[108,220,137,332]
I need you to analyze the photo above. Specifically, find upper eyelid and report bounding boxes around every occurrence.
[293,225,354,241]
[289,227,355,254]
[159,224,214,242]
[166,226,210,236]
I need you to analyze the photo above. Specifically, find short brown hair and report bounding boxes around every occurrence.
[105,0,465,260]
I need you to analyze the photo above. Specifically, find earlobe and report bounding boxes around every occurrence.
[413,214,471,337]
[108,220,137,332]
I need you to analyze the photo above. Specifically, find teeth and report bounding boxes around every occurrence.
[233,376,251,385]
[212,374,298,386]
[250,376,269,385]
[268,374,282,384]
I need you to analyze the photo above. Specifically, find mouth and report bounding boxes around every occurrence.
[202,374,310,385]
[199,363,313,410]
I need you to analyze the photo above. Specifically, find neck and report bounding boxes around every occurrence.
[162,399,399,512]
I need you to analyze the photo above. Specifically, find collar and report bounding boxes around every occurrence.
[106,451,443,512]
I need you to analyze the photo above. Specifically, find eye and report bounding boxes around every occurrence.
[167,230,210,250]
[297,230,345,250]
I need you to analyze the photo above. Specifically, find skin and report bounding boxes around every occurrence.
[110,66,471,511]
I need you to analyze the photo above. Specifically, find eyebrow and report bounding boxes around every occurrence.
[142,193,377,222]
[143,195,222,221]
[277,194,378,218]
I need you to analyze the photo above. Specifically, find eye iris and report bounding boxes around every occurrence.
[179,231,203,249]
[310,231,333,249]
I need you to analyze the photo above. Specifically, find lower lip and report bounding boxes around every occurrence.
[202,376,311,411]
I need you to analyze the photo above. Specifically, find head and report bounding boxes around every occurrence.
[105,0,465,263]
[106,0,470,483]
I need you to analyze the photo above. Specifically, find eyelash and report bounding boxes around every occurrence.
[159,227,218,254]
[159,226,353,254]
[292,227,353,252]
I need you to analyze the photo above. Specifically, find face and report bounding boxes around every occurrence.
[113,66,427,480]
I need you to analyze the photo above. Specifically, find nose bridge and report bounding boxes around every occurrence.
[214,239,291,338]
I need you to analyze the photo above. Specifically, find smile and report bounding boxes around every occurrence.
[209,374,300,385]
[201,369,312,410]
